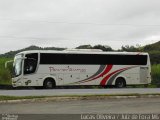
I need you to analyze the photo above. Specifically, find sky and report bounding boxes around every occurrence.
[0,0,160,54]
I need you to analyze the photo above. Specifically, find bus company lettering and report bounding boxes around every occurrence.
[49,66,86,73]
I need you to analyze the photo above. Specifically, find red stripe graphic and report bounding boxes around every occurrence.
[70,65,113,84]
[91,65,113,80]
[77,65,113,84]
[100,66,132,86]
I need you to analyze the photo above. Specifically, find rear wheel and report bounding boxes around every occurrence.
[115,77,126,88]
[43,78,56,89]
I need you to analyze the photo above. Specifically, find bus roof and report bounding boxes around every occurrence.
[16,50,149,56]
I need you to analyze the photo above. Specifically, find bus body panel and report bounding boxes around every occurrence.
[11,50,151,87]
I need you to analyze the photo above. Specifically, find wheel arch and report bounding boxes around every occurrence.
[113,75,126,85]
[42,76,56,86]
[115,76,127,88]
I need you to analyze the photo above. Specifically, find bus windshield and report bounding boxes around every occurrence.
[13,54,23,77]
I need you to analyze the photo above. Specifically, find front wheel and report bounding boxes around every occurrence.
[115,78,126,88]
[43,78,56,89]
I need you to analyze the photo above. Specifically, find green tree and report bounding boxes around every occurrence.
[76,45,92,49]
[93,45,113,51]
[121,45,139,52]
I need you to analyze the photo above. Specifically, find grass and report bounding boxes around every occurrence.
[0,96,46,101]
[0,93,160,101]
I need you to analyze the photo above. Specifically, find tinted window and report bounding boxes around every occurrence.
[40,53,147,65]
[24,53,38,74]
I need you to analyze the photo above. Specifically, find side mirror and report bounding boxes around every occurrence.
[5,60,14,69]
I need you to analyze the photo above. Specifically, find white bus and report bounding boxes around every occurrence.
[11,50,151,88]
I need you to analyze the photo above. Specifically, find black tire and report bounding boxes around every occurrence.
[115,77,126,88]
[144,84,148,88]
[43,78,56,89]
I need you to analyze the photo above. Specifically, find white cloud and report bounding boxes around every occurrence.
[142,34,160,45]
[0,0,160,53]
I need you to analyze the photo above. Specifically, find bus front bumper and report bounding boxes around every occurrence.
[12,78,23,87]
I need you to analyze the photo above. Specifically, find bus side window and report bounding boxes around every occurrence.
[24,59,37,74]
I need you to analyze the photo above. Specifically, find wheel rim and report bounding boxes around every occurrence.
[46,81,53,88]
[116,79,125,88]
[117,81,124,88]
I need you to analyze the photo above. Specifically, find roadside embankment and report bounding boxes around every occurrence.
[0,93,160,104]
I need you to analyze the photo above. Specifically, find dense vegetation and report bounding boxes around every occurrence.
[0,58,12,85]
[0,41,159,87]
[0,45,65,58]
[120,41,160,64]
[151,64,160,87]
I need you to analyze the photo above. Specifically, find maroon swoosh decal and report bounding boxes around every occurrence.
[100,66,133,86]
[91,65,113,80]
[76,65,113,84]
[69,65,113,84]
[70,65,106,84]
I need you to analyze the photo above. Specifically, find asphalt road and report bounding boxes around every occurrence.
[0,97,160,114]
[0,88,160,96]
